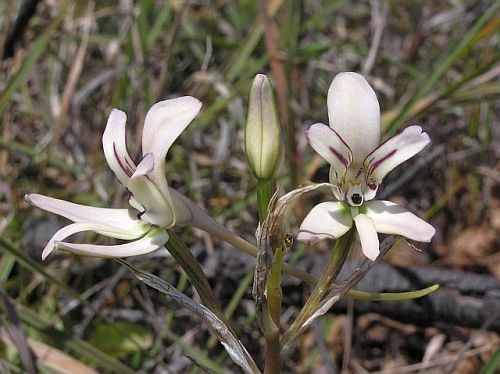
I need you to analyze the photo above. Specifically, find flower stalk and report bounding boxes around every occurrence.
[261,237,286,374]
[257,178,273,222]
[281,229,353,349]
[262,309,281,374]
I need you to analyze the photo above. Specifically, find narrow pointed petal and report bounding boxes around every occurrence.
[353,213,379,260]
[25,194,146,237]
[55,229,169,258]
[364,126,430,183]
[142,96,202,196]
[306,123,353,183]
[365,200,435,242]
[42,223,89,260]
[102,109,136,185]
[297,202,353,243]
[41,222,146,260]
[327,72,380,162]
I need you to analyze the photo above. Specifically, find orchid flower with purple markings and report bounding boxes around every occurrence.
[298,72,435,260]
[26,96,224,260]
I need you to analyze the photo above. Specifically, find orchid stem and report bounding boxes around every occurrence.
[262,307,281,374]
[257,178,273,222]
[262,245,285,374]
[281,229,353,349]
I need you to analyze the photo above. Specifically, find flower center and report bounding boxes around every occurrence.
[330,165,379,206]
[351,193,363,206]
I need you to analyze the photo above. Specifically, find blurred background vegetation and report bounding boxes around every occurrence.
[0,0,499,372]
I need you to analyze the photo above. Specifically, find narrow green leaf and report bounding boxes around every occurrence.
[348,284,439,301]
[480,348,500,374]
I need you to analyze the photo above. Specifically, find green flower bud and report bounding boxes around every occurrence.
[245,74,282,180]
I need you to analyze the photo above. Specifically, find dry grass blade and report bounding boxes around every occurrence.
[253,183,335,289]
[115,259,261,374]
[371,341,499,374]
[50,1,93,148]
[445,311,500,373]
[274,183,335,216]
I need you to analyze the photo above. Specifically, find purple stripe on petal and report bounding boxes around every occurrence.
[113,143,134,177]
[369,149,396,175]
[329,146,349,167]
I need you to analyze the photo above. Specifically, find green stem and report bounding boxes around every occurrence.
[263,246,285,373]
[281,230,353,348]
[257,178,273,222]
[262,305,281,374]
[165,231,236,335]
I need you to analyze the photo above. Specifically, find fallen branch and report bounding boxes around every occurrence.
[324,262,500,332]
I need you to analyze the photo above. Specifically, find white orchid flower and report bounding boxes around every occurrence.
[298,72,435,260]
[26,96,219,260]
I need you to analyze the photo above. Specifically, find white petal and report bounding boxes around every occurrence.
[55,229,169,258]
[364,126,430,183]
[305,123,352,183]
[25,194,145,235]
[41,222,146,260]
[327,72,380,162]
[297,202,353,243]
[365,200,435,242]
[353,213,379,260]
[42,223,87,260]
[142,96,202,196]
[102,109,136,186]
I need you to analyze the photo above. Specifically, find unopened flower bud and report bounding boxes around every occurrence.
[245,74,282,180]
